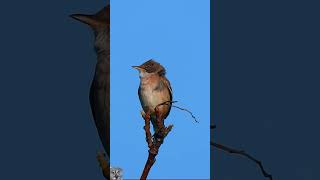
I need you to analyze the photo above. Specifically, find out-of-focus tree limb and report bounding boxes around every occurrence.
[97,152,110,180]
[211,125,272,180]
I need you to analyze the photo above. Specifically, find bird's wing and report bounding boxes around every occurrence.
[161,76,173,119]
[89,79,109,156]
[138,85,141,102]
[138,85,144,109]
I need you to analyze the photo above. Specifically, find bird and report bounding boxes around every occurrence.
[70,5,110,160]
[132,59,173,137]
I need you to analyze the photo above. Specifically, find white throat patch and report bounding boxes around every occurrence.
[139,71,150,78]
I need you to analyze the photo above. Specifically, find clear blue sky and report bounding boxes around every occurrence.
[111,0,210,179]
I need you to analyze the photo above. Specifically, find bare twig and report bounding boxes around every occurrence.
[155,100,178,108]
[172,105,198,123]
[155,100,199,123]
[211,124,272,180]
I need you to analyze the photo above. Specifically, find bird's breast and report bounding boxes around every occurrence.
[139,81,171,115]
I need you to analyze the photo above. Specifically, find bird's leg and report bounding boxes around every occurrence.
[154,106,167,144]
[142,110,153,148]
[154,107,163,131]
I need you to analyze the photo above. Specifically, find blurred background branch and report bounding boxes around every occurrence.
[211,125,272,180]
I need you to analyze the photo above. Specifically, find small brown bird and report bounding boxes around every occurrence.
[132,60,173,135]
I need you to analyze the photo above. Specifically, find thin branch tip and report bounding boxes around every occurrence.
[212,142,272,180]
[155,100,199,123]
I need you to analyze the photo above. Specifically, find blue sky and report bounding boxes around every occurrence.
[110,0,210,179]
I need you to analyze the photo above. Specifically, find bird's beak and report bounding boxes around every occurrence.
[70,14,100,28]
[132,66,143,71]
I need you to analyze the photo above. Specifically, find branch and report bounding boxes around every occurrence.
[211,125,272,180]
[172,105,199,123]
[140,105,173,180]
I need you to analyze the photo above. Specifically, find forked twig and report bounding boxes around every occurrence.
[211,125,272,180]
[140,101,197,179]
[140,103,174,180]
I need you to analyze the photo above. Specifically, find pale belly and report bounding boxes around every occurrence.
[140,86,170,114]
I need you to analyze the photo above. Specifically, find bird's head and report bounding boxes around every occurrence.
[132,59,166,78]
[70,5,110,55]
